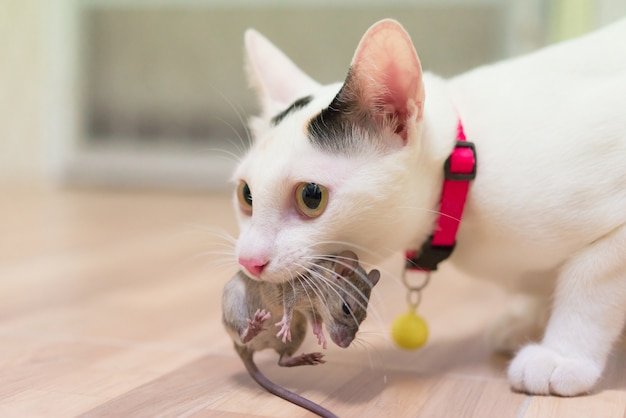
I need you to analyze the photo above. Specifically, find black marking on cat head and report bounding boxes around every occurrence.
[307,70,378,154]
[271,95,313,126]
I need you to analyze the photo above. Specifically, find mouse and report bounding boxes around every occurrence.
[222,251,380,418]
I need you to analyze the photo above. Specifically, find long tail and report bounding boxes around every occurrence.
[240,353,339,418]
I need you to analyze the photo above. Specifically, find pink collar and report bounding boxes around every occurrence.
[405,120,477,271]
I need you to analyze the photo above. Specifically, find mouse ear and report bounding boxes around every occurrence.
[367,269,381,287]
[334,251,359,278]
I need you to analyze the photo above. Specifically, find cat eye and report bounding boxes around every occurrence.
[237,181,253,214]
[295,182,328,218]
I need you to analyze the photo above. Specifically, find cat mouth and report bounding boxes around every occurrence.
[238,246,331,283]
[239,262,306,283]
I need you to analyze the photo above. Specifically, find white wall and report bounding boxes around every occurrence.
[1,0,623,188]
[0,1,46,184]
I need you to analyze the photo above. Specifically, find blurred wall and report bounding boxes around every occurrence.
[83,6,507,146]
[1,1,624,188]
[0,1,46,184]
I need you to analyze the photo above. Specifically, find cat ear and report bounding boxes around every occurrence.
[244,29,320,115]
[338,19,425,144]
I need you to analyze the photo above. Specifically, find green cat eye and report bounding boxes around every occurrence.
[237,181,253,214]
[295,182,328,218]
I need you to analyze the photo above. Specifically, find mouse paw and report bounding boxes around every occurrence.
[242,309,271,344]
[275,317,292,343]
[279,352,326,367]
[254,308,272,323]
[313,322,328,349]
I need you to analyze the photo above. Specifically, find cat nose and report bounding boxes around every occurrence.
[238,257,268,277]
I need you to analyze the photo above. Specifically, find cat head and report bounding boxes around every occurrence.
[233,19,444,282]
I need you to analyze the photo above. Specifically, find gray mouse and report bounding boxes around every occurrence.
[222,251,380,418]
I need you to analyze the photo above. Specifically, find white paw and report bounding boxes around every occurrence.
[508,344,601,396]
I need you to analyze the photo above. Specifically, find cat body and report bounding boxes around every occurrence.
[234,19,626,396]
[446,21,626,291]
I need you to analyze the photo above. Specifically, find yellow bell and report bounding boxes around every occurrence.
[391,311,428,350]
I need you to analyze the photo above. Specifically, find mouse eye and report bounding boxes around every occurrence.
[295,183,328,218]
[237,181,253,215]
[342,301,351,316]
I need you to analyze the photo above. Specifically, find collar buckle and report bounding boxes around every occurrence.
[444,141,477,181]
[405,236,455,272]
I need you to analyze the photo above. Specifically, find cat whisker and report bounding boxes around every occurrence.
[308,264,367,328]
[293,275,316,320]
[305,254,389,330]
[200,147,243,164]
[291,270,315,311]
[396,205,462,223]
[311,240,383,261]
[300,252,397,331]
[209,114,249,156]
[189,249,236,259]
[190,257,238,276]
[346,336,385,371]
[298,263,354,320]
[295,270,329,326]
[304,256,372,308]
[182,224,238,244]
[207,84,253,152]
[304,252,401,286]
[295,263,337,319]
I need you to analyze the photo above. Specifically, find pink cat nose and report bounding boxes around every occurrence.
[238,257,268,277]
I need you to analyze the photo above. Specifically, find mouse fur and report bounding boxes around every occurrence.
[222,251,379,418]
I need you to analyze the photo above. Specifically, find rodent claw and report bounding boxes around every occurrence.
[301,352,326,365]
[275,317,292,343]
[312,322,328,349]
[242,309,272,343]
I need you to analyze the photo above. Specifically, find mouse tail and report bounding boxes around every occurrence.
[238,349,339,418]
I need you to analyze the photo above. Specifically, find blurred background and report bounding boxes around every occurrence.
[2,0,625,191]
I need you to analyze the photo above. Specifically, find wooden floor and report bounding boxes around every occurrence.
[2,187,626,417]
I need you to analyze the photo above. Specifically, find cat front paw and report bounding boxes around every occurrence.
[508,344,601,396]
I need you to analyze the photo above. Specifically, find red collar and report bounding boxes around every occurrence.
[405,120,477,271]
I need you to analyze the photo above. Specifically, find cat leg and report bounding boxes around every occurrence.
[487,293,550,353]
[508,224,626,396]
[278,352,326,367]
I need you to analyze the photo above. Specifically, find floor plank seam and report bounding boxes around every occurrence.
[444,373,509,382]
[515,395,533,418]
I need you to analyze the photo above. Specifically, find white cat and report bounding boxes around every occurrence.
[232,19,626,396]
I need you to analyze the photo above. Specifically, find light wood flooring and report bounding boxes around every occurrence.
[2,187,626,417]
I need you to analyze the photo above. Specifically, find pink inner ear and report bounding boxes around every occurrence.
[336,266,353,279]
[349,19,425,137]
[334,254,358,278]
